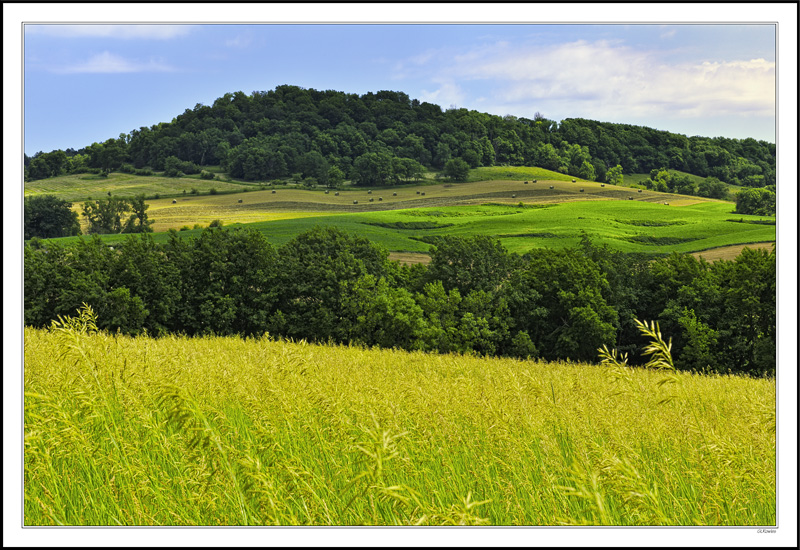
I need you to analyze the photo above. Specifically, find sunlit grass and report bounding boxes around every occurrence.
[24,308,775,526]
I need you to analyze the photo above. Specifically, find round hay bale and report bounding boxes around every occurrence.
[580,188,584,192]
[335,192,339,196]
[392,192,397,196]
[416,191,420,195]
[533,179,537,183]
[353,200,358,204]
[421,192,426,196]
[549,185,554,189]
[172,199,177,204]
[601,184,605,187]
[378,197,383,201]
[368,190,372,194]
[238,199,243,203]
[369,198,374,202]
[325,190,329,194]
[638,189,643,193]
[272,190,276,194]
[572,179,576,182]
[512,194,516,198]
[524,181,528,184]
[628,197,634,200]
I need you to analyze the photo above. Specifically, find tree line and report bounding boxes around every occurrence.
[25,85,775,193]
[24,227,775,377]
[24,195,154,240]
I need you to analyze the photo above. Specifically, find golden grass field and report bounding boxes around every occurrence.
[23,307,776,526]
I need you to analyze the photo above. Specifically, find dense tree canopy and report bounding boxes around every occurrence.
[24,195,81,240]
[24,228,776,376]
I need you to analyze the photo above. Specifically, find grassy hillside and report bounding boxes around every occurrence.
[53,198,775,257]
[27,169,774,257]
[23,172,257,202]
[24,315,775,526]
[467,165,582,182]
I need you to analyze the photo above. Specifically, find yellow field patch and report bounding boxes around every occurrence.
[692,242,776,262]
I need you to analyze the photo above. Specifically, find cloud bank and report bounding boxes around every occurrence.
[408,39,775,121]
[53,52,176,74]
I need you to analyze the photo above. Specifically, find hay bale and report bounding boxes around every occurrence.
[335,192,339,196]
[580,189,584,192]
[272,190,276,194]
[572,179,576,182]
[378,197,383,201]
[421,192,426,196]
[524,181,528,184]
[353,200,358,204]
[512,194,516,198]
[533,179,537,183]
[368,190,372,194]
[172,199,177,204]
[549,185,554,189]
[325,190,329,194]
[601,184,605,187]
[416,191,420,195]
[628,197,633,200]
[238,199,243,203]
[638,189,643,193]
[393,192,397,196]
[369,198,374,202]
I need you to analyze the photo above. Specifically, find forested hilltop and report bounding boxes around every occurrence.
[25,85,775,192]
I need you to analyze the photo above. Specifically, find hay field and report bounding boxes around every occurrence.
[24,172,254,202]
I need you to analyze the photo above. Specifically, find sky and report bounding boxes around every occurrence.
[22,20,779,155]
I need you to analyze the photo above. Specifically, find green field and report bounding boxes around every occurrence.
[24,313,775,526]
[53,198,776,257]
[26,168,775,257]
[467,165,586,183]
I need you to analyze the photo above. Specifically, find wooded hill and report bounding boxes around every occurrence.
[26,85,775,191]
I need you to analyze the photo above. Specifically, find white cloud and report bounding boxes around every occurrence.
[25,24,191,40]
[417,81,466,109]
[53,52,176,74]
[225,34,252,48]
[425,39,775,120]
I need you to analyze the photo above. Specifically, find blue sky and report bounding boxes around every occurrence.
[23,22,778,155]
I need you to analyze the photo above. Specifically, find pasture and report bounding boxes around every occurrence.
[27,169,775,258]
[24,313,775,526]
[60,197,776,258]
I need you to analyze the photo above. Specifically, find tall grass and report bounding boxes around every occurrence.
[24,307,775,526]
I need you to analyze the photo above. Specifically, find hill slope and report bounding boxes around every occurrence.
[26,85,775,192]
